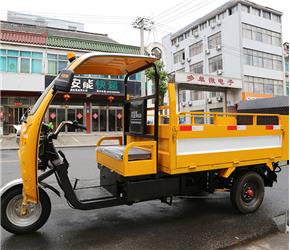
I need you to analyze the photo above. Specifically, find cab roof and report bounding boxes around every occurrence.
[68,52,157,75]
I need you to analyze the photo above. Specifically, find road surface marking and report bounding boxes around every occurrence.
[0,160,19,163]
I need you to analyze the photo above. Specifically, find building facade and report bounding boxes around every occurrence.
[284,42,289,95]
[0,19,141,134]
[162,0,285,112]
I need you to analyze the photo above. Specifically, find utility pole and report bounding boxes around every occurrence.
[132,17,154,96]
[132,17,154,55]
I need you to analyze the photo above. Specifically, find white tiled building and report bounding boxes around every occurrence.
[162,0,284,112]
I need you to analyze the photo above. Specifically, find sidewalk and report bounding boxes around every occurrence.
[229,232,288,250]
[0,132,122,150]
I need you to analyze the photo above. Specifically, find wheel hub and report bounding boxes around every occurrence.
[6,194,42,227]
[245,188,254,198]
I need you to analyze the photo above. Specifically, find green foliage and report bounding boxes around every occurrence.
[145,60,169,105]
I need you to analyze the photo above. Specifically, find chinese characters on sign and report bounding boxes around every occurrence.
[175,72,242,89]
[70,78,121,94]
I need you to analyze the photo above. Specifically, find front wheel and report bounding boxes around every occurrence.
[230,171,264,214]
[1,184,51,234]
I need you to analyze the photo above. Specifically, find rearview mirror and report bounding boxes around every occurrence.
[53,69,74,92]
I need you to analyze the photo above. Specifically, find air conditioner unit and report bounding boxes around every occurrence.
[187,58,191,62]
[216,96,223,102]
[181,59,185,64]
[188,101,193,106]
[217,69,223,75]
[217,20,221,26]
[207,98,212,104]
[211,23,216,29]
[205,49,210,55]
[216,44,222,51]
[194,31,199,37]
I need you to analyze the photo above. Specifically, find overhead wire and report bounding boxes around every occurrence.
[154,0,201,22]
[155,0,217,27]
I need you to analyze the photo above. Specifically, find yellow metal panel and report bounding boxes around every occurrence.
[219,167,236,178]
[19,89,55,204]
[96,141,157,176]
[177,126,282,139]
[176,147,282,169]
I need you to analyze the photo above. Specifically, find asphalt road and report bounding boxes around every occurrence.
[0,147,288,250]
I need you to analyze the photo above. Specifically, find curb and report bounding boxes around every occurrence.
[218,225,280,249]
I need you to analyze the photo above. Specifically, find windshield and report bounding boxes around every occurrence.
[29,81,54,115]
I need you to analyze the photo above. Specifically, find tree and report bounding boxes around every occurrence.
[145,60,169,105]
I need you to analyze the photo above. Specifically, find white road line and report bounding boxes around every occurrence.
[0,160,19,163]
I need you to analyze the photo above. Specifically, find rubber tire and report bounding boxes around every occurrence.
[230,171,264,214]
[1,184,51,234]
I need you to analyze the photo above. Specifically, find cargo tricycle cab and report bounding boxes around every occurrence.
[96,63,160,177]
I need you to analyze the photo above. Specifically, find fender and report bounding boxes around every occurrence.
[0,178,60,198]
[0,178,23,195]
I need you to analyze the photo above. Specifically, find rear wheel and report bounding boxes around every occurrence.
[230,171,264,214]
[1,184,51,234]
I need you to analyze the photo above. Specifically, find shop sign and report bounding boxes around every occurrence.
[45,76,141,96]
[242,92,273,101]
[175,72,242,89]
[15,102,23,107]
[92,113,98,119]
[77,113,83,120]
[70,78,123,94]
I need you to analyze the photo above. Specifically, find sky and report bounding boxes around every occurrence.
[1,0,289,47]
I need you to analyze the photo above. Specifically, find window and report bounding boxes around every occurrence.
[178,35,184,42]
[244,75,283,95]
[243,48,282,71]
[7,50,18,73]
[190,90,204,100]
[252,8,260,16]
[242,24,252,39]
[182,91,186,102]
[0,49,7,72]
[209,17,216,26]
[242,23,282,46]
[263,11,271,20]
[47,54,68,75]
[241,5,250,13]
[272,14,281,23]
[0,49,43,73]
[190,61,203,74]
[208,32,221,49]
[229,5,238,15]
[189,41,203,57]
[184,31,190,39]
[218,11,226,20]
[209,54,223,73]
[173,50,185,64]
[191,27,198,34]
[31,52,43,73]
[171,38,177,46]
[200,22,207,31]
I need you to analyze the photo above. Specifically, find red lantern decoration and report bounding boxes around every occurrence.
[107,95,115,104]
[64,93,71,102]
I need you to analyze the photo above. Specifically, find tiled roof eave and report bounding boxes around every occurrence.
[47,36,140,54]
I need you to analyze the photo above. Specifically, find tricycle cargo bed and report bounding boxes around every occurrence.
[96,107,288,177]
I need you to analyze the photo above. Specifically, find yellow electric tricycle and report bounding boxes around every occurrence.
[1,53,288,234]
